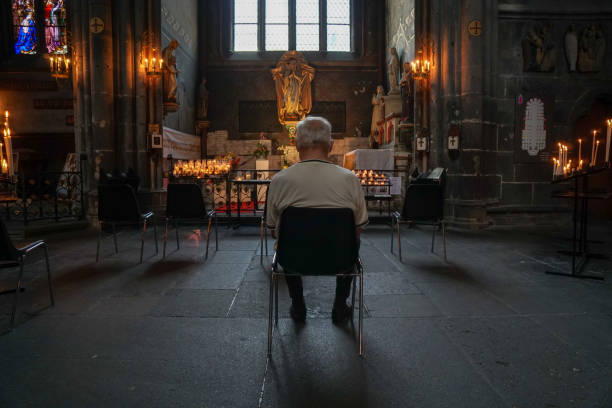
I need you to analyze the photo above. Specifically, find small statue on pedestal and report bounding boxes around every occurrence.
[162,40,179,104]
[388,47,400,95]
[371,85,385,148]
[399,62,414,122]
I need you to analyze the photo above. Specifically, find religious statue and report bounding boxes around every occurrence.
[399,62,414,122]
[162,40,179,104]
[388,47,400,94]
[577,24,606,73]
[270,51,315,126]
[198,78,209,119]
[522,24,556,72]
[371,85,385,147]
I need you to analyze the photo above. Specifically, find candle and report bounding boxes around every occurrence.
[591,130,597,166]
[159,59,163,70]
[606,119,612,164]
[579,159,583,171]
[578,139,582,163]
[49,57,54,70]
[594,140,600,167]
[144,58,149,70]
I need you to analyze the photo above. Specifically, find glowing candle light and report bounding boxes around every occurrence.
[591,130,597,166]
[594,140,600,167]
[606,119,612,164]
[49,57,54,70]
[578,138,582,163]
[159,59,163,70]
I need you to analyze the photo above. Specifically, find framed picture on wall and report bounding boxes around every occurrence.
[514,93,555,163]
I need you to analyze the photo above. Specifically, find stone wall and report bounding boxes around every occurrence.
[161,0,199,134]
[203,0,383,159]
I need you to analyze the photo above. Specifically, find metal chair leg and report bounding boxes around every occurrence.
[205,217,212,260]
[390,217,394,254]
[397,219,402,262]
[442,221,447,262]
[264,224,268,256]
[10,257,25,330]
[96,221,102,262]
[214,213,218,250]
[44,244,55,306]
[153,219,158,255]
[140,219,147,264]
[163,218,169,258]
[174,219,179,250]
[274,275,279,326]
[351,268,357,318]
[112,223,118,254]
[268,272,274,358]
[431,224,436,253]
[260,218,264,264]
[359,270,364,357]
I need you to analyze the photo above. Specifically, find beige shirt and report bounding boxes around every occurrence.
[266,160,368,234]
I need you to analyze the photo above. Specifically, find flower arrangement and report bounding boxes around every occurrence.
[253,143,269,159]
[225,152,242,169]
[278,144,295,169]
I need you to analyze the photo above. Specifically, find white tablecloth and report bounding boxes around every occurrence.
[343,149,394,170]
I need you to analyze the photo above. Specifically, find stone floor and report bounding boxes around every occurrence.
[0,220,611,407]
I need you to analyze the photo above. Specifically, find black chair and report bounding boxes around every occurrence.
[163,183,218,260]
[0,219,54,330]
[97,184,158,263]
[391,167,447,262]
[268,207,364,357]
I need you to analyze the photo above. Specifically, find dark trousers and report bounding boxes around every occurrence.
[286,274,353,306]
[285,239,359,306]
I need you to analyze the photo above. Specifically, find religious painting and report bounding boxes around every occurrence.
[45,0,68,54]
[514,94,555,163]
[12,0,37,55]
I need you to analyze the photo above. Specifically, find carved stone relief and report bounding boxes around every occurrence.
[522,24,556,72]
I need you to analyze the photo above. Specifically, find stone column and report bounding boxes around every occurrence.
[88,0,115,171]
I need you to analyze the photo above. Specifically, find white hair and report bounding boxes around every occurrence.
[295,116,332,149]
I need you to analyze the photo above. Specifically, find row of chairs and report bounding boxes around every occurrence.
[96,183,218,263]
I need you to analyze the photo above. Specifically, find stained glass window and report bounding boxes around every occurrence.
[327,0,350,51]
[296,0,319,51]
[265,0,288,50]
[234,0,258,51]
[44,0,68,54]
[12,0,37,55]
[232,0,351,52]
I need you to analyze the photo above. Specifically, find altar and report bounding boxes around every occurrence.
[343,149,394,171]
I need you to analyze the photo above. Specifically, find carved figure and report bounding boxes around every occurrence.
[371,85,385,144]
[399,62,414,122]
[270,51,315,125]
[522,25,556,72]
[578,24,605,73]
[564,25,578,72]
[198,78,209,119]
[162,40,179,103]
[388,47,400,94]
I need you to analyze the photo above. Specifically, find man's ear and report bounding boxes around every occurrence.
[329,139,334,153]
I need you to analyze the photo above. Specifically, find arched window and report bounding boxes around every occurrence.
[233,0,351,52]
[44,0,67,54]
[12,0,37,55]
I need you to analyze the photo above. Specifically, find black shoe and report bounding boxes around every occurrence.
[332,302,352,325]
[290,303,306,323]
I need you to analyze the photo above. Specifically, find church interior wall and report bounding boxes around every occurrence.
[161,0,198,135]
[492,1,612,214]
[203,0,384,166]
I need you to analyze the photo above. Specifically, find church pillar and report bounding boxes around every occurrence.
[88,0,115,173]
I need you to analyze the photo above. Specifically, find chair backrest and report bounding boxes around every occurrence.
[98,184,142,222]
[402,168,446,221]
[277,206,358,275]
[166,183,206,218]
[0,218,19,261]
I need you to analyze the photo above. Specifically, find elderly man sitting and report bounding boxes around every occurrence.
[266,116,368,324]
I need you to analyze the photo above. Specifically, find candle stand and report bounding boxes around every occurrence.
[548,166,611,280]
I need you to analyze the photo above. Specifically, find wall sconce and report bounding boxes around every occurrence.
[410,50,431,80]
[49,55,71,79]
[142,52,163,77]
